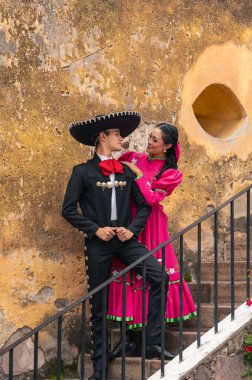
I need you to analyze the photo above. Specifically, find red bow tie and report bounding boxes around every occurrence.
[99,158,124,176]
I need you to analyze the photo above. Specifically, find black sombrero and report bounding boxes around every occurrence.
[69,111,141,146]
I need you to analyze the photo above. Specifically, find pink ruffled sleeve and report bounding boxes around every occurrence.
[136,169,183,206]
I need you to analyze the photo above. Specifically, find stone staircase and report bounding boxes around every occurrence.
[102,236,251,380]
[41,231,252,379]
[8,253,251,380]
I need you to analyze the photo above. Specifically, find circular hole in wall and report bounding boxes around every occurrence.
[192,83,247,140]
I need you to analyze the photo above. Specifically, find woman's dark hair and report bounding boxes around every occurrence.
[155,122,179,179]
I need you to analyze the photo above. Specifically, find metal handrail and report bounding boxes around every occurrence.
[1,183,250,356]
[0,183,251,379]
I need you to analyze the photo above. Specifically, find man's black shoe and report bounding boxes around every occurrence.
[88,369,106,380]
[146,344,175,360]
[109,337,137,361]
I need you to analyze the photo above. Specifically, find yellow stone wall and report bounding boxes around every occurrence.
[1,0,252,346]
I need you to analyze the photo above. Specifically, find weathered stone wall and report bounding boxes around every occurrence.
[185,322,252,380]
[0,0,252,361]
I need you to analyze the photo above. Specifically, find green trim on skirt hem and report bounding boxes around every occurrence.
[107,315,133,322]
[106,311,197,327]
[165,311,197,322]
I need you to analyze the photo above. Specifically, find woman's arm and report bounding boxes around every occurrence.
[122,161,183,207]
[134,176,168,206]
[136,169,183,206]
[122,161,168,205]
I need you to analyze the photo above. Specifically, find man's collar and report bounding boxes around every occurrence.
[96,152,113,161]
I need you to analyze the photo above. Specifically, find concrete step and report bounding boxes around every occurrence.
[224,244,251,261]
[200,261,249,281]
[110,328,199,355]
[187,282,212,303]
[188,281,250,303]
[176,304,239,329]
[215,281,249,303]
[77,354,169,380]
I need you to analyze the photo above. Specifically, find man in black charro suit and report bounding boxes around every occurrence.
[62,112,172,380]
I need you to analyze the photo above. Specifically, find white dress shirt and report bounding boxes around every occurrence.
[97,154,117,221]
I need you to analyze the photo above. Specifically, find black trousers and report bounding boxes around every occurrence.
[85,236,169,371]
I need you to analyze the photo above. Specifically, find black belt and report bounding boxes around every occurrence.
[111,220,118,227]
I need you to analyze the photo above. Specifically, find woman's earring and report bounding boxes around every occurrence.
[163,149,167,152]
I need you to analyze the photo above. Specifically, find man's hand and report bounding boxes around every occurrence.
[95,227,117,241]
[116,227,134,242]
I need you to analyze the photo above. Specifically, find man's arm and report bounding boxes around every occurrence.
[126,168,151,237]
[62,165,100,238]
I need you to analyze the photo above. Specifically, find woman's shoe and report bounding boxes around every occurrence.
[109,331,137,360]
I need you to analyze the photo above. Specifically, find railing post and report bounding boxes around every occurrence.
[214,211,218,333]
[9,349,13,380]
[57,316,62,380]
[197,223,202,348]
[247,189,251,300]
[80,300,86,380]
[179,235,184,363]
[230,201,235,320]
[121,274,127,380]
[34,332,38,380]
[141,261,146,380]
[102,287,107,380]
[161,246,166,377]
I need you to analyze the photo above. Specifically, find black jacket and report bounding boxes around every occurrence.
[62,153,151,238]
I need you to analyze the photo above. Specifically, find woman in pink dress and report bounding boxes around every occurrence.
[107,123,196,359]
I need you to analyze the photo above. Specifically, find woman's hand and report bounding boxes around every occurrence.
[121,161,143,177]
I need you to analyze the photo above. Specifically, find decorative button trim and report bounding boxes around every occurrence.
[96,181,127,189]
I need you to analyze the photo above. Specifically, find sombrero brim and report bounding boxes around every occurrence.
[69,111,141,146]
